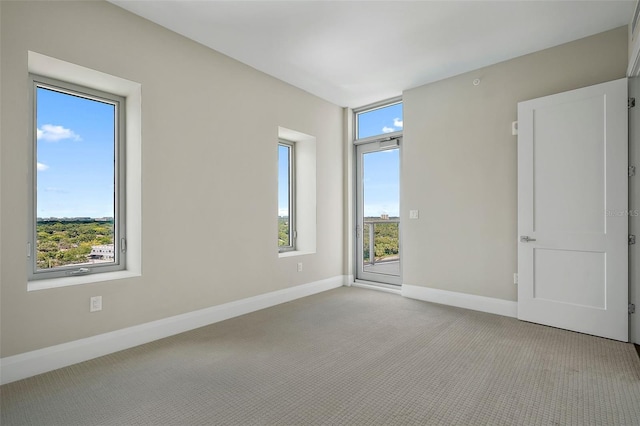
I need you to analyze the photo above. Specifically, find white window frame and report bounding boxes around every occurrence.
[278,139,296,252]
[352,97,403,286]
[26,51,141,291]
[28,74,126,280]
[277,127,316,258]
[354,96,403,143]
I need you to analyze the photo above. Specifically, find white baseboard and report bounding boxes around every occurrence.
[401,284,517,318]
[1,276,346,385]
[343,274,354,286]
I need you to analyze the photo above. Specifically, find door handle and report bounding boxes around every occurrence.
[520,236,536,243]
[68,267,90,276]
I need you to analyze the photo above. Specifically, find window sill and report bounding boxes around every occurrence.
[28,270,141,292]
[278,250,314,258]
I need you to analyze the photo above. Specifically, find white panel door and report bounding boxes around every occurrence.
[517,78,628,342]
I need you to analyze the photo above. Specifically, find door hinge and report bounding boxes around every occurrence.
[629,97,636,109]
[630,166,637,177]
[630,235,637,245]
[630,304,636,314]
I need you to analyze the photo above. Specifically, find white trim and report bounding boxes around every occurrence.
[1,276,345,385]
[353,280,402,295]
[630,77,640,344]
[277,126,316,254]
[401,284,517,318]
[27,270,141,291]
[278,250,314,258]
[344,108,355,282]
[343,274,354,286]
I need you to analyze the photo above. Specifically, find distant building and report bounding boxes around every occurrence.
[88,244,114,260]
[94,217,114,222]
[381,214,389,220]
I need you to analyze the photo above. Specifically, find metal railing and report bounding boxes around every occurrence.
[363,219,399,266]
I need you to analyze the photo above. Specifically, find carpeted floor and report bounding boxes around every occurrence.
[2,287,640,425]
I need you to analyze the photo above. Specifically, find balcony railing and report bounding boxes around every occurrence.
[363,219,399,266]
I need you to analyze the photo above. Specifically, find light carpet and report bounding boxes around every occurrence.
[2,287,640,425]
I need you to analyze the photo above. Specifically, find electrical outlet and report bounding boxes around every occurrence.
[297,262,303,272]
[90,296,102,312]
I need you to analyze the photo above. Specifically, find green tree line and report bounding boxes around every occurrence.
[363,221,399,262]
[278,217,290,247]
[36,221,113,269]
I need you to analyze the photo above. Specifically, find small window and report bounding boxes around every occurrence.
[28,75,126,280]
[278,140,295,251]
[355,100,403,140]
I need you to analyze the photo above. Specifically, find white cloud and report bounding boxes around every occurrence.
[37,162,49,171]
[364,203,399,218]
[382,126,395,133]
[44,187,68,193]
[393,118,403,128]
[37,124,81,142]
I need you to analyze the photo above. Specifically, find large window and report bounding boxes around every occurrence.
[278,140,295,251]
[355,99,403,140]
[28,75,126,280]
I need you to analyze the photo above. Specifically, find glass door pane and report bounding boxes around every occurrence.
[356,142,400,285]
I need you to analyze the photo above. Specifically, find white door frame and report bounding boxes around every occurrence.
[629,77,640,345]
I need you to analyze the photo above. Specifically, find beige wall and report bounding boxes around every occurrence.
[402,27,628,301]
[0,1,344,357]
[0,1,630,359]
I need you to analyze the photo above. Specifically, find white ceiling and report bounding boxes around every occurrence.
[109,1,634,108]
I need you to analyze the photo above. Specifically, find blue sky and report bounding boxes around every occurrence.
[357,102,403,140]
[278,145,290,217]
[36,87,115,219]
[278,102,402,218]
[363,148,400,217]
[358,102,402,218]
